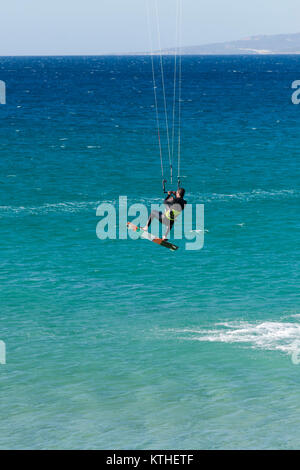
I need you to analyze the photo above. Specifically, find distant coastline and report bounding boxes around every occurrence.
[123,32,300,55]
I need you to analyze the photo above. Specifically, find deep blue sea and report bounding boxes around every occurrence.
[0,55,299,449]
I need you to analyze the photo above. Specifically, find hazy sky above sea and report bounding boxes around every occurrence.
[1,0,300,55]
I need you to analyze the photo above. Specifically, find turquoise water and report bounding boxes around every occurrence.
[0,56,299,449]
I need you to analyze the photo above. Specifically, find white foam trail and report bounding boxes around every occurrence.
[0,196,157,218]
[0,200,111,217]
[192,189,300,204]
[168,319,300,355]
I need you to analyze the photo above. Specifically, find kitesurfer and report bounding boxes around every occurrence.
[142,188,186,240]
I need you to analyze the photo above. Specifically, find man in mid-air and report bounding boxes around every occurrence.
[142,188,186,240]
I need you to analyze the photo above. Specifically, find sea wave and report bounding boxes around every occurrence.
[0,188,298,218]
[195,189,300,203]
[0,201,105,217]
[167,317,300,355]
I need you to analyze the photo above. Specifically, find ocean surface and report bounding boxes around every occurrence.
[0,55,299,449]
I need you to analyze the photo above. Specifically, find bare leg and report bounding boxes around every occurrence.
[163,220,174,240]
[142,211,160,231]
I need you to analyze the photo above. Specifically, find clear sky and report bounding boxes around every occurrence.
[1,0,300,55]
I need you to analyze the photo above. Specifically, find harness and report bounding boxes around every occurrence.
[164,207,181,221]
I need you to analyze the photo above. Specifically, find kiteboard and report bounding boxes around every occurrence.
[127,222,178,252]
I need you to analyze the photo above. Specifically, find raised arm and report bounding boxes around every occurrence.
[164,191,175,203]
